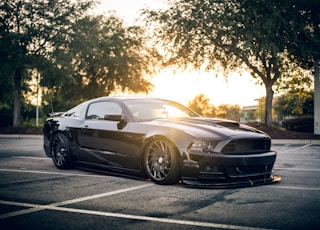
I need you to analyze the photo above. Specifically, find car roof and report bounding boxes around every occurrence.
[86,96,170,103]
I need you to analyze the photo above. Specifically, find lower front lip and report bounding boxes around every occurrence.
[182,175,281,188]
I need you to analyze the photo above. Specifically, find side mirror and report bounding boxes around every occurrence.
[103,114,123,121]
[104,114,127,130]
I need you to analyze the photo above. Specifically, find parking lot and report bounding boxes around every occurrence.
[0,135,319,230]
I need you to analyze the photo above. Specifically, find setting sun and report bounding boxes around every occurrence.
[148,70,264,106]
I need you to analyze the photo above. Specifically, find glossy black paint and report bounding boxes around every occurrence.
[43,96,279,187]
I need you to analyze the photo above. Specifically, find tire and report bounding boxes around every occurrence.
[51,133,74,169]
[143,138,181,185]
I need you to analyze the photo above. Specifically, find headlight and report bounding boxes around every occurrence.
[189,140,219,153]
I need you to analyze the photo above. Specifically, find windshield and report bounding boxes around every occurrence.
[124,99,199,121]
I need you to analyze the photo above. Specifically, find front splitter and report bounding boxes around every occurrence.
[182,175,281,189]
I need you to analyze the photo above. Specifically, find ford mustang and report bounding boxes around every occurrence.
[43,96,280,187]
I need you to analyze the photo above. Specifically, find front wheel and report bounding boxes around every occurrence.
[51,133,74,169]
[143,138,181,185]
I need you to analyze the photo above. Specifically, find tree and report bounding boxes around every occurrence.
[187,94,215,117]
[273,60,314,94]
[144,0,311,127]
[41,14,159,112]
[0,0,94,127]
[187,94,241,120]
[274,92,314,118]
[280,0,320,134]
[216,104,241,121]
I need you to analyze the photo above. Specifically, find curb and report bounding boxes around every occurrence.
[272,139,320,145]
[0,134,42,139]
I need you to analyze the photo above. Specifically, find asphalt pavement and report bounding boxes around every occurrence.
[0,135,320,230]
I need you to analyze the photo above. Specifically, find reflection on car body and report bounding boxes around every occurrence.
[43,96,280,187]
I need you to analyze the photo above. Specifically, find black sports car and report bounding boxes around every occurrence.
[43,96,280,187]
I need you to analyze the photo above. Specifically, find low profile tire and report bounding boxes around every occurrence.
[51,133,74,169]
[143,138,181,185]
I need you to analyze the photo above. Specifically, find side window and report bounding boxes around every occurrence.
[86,101,122,120]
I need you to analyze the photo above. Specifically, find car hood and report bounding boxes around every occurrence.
[148,117,268,139]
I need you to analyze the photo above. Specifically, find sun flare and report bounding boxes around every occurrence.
[148,70,265,107]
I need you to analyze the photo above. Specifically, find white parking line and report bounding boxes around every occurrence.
[51,184,154,207]
[267,185,320,191]
[11,156,50,160]
[0,162,318,229]
[275,167,320,172]
[0,167,276,230]
[0,200,274,230]
[277,144,312,154]
[0,168,110,178]
[0,183,153,220]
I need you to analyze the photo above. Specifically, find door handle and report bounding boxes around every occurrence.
[82,125,89,132]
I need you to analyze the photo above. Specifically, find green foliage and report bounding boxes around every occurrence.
[274,55,314,93]
[0,0,95,126]
[0,65,13,103]
[274,92,314,117]
[187,94,215,117]
[216,104,241,121]
[144,0,320,127]
[283,0,320,69]
[144,0,292,75]
[242,109,256,122]
[282,117,314,133]
[187,94,241,121]
[1,1,160,125]
[42,14,160,111]
[0,105,12,127]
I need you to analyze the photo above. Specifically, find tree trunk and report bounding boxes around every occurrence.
[264,83,274,127]
[314,59,320,135]
[13,67,22,127]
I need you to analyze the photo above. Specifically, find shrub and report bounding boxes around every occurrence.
[282,116,314,133]
[0,106,13,127]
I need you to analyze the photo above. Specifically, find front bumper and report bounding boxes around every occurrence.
[181,151,280,188]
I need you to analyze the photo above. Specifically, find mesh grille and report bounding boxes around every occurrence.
[221,138,271,154]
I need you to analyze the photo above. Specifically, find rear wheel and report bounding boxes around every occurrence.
[51,133,74,169]
[143,138,181,185]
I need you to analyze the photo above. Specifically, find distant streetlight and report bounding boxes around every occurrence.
[36,73,40,127]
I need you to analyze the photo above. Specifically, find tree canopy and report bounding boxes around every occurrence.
[187,94,241,121]
[187,94,214,117]
[282,0,320,69]
[1,0,159,125]
[144,0,318,127]
[42,14,160,112]
[0,0,94,126]
[274,92,314,118]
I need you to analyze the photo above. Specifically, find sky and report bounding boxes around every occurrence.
[93,0,265,106]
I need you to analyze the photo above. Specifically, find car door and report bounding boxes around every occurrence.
[75,101,136,169]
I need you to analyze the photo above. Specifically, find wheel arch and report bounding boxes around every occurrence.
[142,135,181,158]
[139,134,183,182]
[44,123,73,158]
